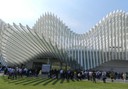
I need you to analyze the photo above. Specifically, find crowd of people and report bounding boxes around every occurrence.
[49,69,128,83]
[0,66,128,83]
[1,66,40,79]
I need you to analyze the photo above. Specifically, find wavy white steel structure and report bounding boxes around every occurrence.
[0,10,128,70]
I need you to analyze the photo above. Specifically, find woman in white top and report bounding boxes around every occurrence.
[122,72,126,82]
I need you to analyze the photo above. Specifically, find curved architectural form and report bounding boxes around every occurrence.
[0,10,128,70]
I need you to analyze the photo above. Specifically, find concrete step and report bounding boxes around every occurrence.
[94,60,128,72]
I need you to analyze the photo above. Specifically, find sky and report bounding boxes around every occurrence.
[0,0,128,34]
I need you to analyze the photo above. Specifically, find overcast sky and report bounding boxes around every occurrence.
[0,0,128,34]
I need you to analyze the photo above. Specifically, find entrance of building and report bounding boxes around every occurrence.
[32,62,45,70]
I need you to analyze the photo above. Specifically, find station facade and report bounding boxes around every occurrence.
[0,10,128,71]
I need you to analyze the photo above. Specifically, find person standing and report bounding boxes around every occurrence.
[92,71,96,83]
[122,72,126,82]
[110,71,115,82]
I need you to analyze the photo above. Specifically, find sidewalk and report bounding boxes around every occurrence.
[0,72,4,76]
[83,78,128,83]
[106,78,128,83]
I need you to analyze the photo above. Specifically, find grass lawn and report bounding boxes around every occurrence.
[0,76,128,89]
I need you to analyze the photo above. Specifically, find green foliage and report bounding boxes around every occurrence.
[0,76,128,89]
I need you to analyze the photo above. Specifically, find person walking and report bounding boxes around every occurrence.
[102,71,107,83]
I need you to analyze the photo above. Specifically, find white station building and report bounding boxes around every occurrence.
[0,10,128,71]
